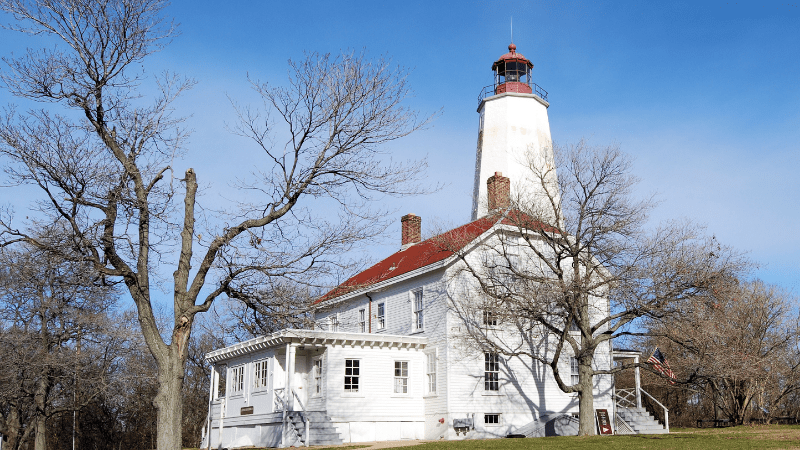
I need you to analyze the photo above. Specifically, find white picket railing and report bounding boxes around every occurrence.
[273,387,310,447]
[615,387,669,432]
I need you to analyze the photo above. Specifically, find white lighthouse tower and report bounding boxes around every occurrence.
[472,43,559,221]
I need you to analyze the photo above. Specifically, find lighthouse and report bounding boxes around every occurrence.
[472,43,559,222]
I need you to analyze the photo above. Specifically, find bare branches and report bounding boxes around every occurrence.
[645,280,800,424]
[443,141,746,435]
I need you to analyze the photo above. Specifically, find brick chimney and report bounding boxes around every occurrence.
[401,213,421,248]
[487,172,511,211]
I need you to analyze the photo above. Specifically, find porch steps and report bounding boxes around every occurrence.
[287,411,343,446]
[616,406,668,434]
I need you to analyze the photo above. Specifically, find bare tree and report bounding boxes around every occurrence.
[438,141,743,435]
[647,280,800,424]
[0,1,430,449]
[0,246,121,450]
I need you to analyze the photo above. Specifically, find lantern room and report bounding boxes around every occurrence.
[491,43,534,95]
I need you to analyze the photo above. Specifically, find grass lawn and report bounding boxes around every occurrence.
[189,425,800,450]
[373,425,800,450]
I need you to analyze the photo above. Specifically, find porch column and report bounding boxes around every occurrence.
[634,355,642,409]
[285,343,297,410]
[210,365,219,400]
[205,365,217,450]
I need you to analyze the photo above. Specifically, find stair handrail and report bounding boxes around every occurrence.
[640,389,669,433]
[292,389,310,447]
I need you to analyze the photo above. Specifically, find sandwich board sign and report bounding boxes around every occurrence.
[596,409,613,435]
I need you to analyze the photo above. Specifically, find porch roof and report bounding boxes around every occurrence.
[205,329,428,363]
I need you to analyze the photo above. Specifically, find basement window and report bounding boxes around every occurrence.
[484,413,500,426]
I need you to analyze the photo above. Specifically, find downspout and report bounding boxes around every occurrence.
[365,292,374,333]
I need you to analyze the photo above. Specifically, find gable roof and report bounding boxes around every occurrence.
[314,211,558,305]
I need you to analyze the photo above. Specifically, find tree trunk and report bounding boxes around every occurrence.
[33,415,46,450]
[4,407,22,450]
[577,357,596,436]
[33,373,50,450]
[154,350,186,450]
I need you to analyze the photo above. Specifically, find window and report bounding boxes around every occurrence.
[253,360,269,389]
[507,253,519,282]
[377,303,386,330]
[483,298,498,327]
[426,352,437,394]
[344,359,359,392]
[571,357,580,385]
[359,308,366,333]
[485,353,499,391]
[329,314,339,332]
[412,289,424,331]
[313,358,324,396]
[394,361,409,394]
[484,413,500,425]
[230,365,244,394]
[569,319,580,332]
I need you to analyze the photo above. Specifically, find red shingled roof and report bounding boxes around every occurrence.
[314,211,558,304]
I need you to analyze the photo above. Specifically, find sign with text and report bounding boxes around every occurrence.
[241,406,254,415]
[596,409,613,435]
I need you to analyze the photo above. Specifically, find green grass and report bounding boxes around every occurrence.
[377,425,800,450]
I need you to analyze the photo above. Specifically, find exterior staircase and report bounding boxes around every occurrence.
[616,406,668,434]
[287,411,343,446]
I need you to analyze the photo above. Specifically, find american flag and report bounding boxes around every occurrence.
[647,347,676,384]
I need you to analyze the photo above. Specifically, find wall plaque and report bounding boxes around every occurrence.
[241,406,254,415]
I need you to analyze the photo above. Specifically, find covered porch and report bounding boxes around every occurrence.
[201,330,427,448]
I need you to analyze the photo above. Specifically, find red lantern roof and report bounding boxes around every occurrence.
[491,43,534,71]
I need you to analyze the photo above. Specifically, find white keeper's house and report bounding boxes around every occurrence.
[201,43,664,449]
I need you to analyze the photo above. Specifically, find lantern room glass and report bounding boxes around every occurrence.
[495,60,530,85]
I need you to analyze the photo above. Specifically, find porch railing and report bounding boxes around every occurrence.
[273,388,310,447]
[293,389,310,447]
[615,388,669,432]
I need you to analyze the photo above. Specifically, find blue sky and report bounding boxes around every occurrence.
[1,1,798,293]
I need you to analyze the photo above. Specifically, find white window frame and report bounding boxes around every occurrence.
[484,353,499,391]
[411,288,424,332]
[359,308,366,333]
[253,359,270,391]
[425,351,437,395]
[483,297,498,327]
[230,365,245,396]
[484,413,501,426]
[394,360,409,394]
[344,359,360,393]
[312,356,324,397]
[376,302,386,330]
[329,314,339,332]
[571,357,580,385]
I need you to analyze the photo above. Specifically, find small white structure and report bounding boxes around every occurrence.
[202,44,661,448]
